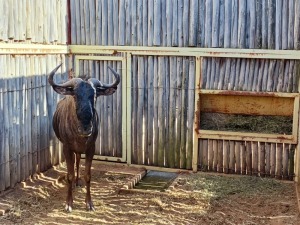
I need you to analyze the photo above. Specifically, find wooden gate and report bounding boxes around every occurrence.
[74,55,127,162]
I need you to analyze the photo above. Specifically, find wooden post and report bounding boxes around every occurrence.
[192,56,201,172]
[126,53,132,165]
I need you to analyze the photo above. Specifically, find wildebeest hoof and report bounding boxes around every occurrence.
[65,204,73,213]
[86,202,95,211]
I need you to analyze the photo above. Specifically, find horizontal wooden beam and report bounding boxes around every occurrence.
[0,43,68,54]
[200,90,300,98]
[198,130,297,144]
[90,160,192,173]
[69,45,300,59]
[81,154,126,162]
[201,94,295,116]
[2,44,300,60]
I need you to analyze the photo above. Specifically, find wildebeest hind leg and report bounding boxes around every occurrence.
[84,147,95,211]
[64,147,75,212]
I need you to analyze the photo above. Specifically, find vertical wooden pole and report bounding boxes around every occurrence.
[126,53,132,165]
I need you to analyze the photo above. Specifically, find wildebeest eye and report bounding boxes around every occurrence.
[66,87,73,91]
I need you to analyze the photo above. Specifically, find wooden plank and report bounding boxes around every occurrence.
[234,142,241,174]
[119,59,125,159]
[281,0,288,49]
[192,56,201,172]
[275,0,282,49]
[9,56,17,187]
[89,0,96,45]
[153,56,159,166]
[276,143,283,179]
[252,142,258,176]
[268,0,275,49]
[241,142,246,175]
[147,0,154,46]
[143,58,148,164]
[61,0,67,44]
[229,140,235,173]
[147,56,154,165]
[237,0,246,48]
[153,0,161,46]
[282,144,289,179]
[137,57,144,164]
[0,56,5,191]
[218,0,225,47]
[265,142,271,177]
[168,57,176,168]
[158,57,165,167]
[107,0,113,46]
[223,140,229,174]
[202,139,208,171]
[208,139,213,171]
[212,0,220,47]
[3,56,10,188]
[186,60,195,169]
[118,0,125,45]
[166,0,172,47]
[175,57,182,168]
[246,142,252,175]
[218,58,226,90]
[171,0,178,46]
[131,57,137,163]
[68,45,300,59]
[258,142,266,177]
[180,58,189,168]
[0,0,8,41]
[182,0,189,46]
[126,53,132,165]
[199,130,297,144]
[142,0,148,46]
[177,0,184,47]
[217,140,223,173]
[74,0,81,44]
[213,140,218,172]
[270,143,276,177]
[198,0,205,46]
[161,0,167,46]
[137,0,143,46]
[294,0,300,49]
[204,0,212,47]
[200,94,294,116]
[287,1,295,49]
[101,1,108,45]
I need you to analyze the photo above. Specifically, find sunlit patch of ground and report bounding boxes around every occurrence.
[0,162,299,225]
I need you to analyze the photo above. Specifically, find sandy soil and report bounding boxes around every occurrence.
[0,161,299,225]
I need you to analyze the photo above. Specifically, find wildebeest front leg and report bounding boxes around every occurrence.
[75,153,83,187]
[84,148,95,211]
[64,147,75,212]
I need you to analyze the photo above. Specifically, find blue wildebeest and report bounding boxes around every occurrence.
[48,64,120,212]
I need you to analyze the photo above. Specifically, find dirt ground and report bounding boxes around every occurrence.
[0,161,299,225]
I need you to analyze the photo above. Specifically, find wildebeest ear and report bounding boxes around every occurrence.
[95,87,117,97]
[52,86,75,95]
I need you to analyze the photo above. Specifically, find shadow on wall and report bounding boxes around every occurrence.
[0,65,68,192]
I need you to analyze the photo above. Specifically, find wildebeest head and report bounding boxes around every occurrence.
[49,63,120,137]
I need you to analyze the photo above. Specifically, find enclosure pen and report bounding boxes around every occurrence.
[2,0,300,194]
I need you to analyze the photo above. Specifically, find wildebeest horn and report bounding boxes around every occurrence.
[88,66,120,96]
[49,63,82,95]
